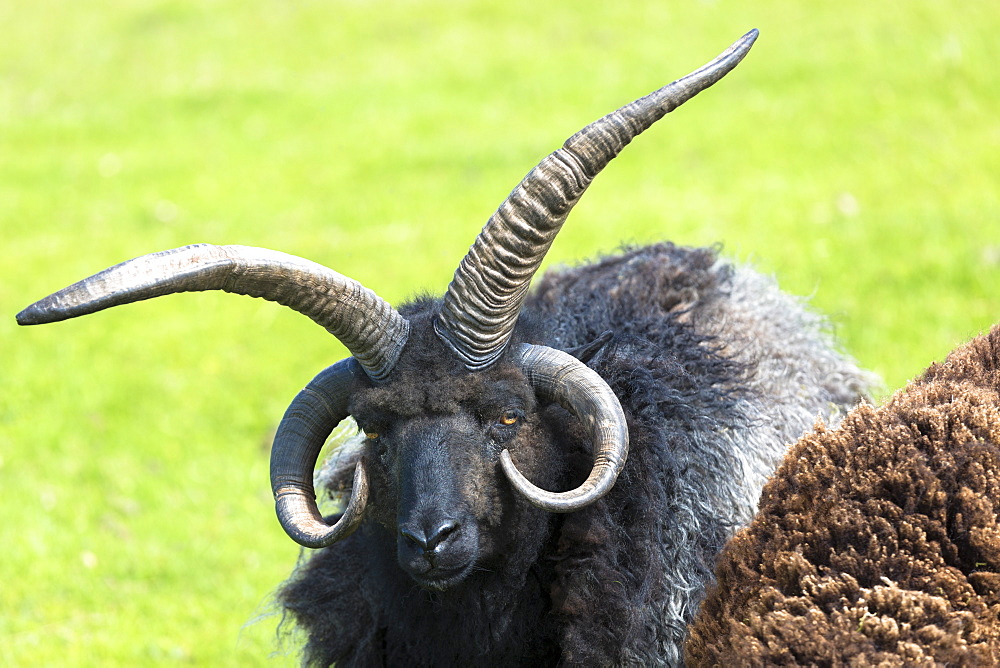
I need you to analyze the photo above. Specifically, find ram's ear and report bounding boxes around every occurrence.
[566,331,615,365]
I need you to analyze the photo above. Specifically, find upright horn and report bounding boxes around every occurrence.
[435,30,758,369]
[17,244,409,381]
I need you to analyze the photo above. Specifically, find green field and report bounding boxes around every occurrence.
[2,0,998,664]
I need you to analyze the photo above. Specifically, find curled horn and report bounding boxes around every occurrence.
[16,244,409,381]
[18,244,408,544]
[435,29,758,369]
[503,344,629,512]
[271,359,369,548]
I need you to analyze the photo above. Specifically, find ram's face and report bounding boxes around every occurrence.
[348,365,564,590]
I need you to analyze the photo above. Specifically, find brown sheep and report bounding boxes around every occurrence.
[686,325,1000,666]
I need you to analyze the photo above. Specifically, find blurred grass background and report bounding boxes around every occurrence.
[1,0,997,664]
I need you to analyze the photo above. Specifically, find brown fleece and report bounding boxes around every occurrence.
[686,326,1000,666]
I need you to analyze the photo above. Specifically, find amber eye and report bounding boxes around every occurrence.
[365,431,379,440]
[498,411,519,426]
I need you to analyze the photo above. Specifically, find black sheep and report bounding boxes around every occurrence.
[278,241,872,666]
[17,31,872,665]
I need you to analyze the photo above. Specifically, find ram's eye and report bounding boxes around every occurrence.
[498,410,520,426]
[364,430,379,440]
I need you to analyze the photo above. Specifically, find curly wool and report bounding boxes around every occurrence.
[686,325,1000,666]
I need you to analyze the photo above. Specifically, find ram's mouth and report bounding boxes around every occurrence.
[410,563,476,591]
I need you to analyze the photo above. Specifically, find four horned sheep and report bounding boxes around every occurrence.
[686,325,1000,666]
[18,31,875,665]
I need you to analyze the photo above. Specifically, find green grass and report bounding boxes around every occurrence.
[2,0,998,664]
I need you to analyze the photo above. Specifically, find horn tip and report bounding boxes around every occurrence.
[731,29,759,60]
[16,300,59,326]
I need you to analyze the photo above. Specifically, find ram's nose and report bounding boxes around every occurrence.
[399,519,461,556]
[397,516,476,590]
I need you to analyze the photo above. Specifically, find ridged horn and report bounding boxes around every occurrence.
[16,244,409,381]
[435,29,758,369]
[501,344,629,511]
[271,358,369,548]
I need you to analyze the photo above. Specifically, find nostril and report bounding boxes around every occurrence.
[425,519,459,550]
[400,526,428,550]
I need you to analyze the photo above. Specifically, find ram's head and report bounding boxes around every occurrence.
[17,31,756,590]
